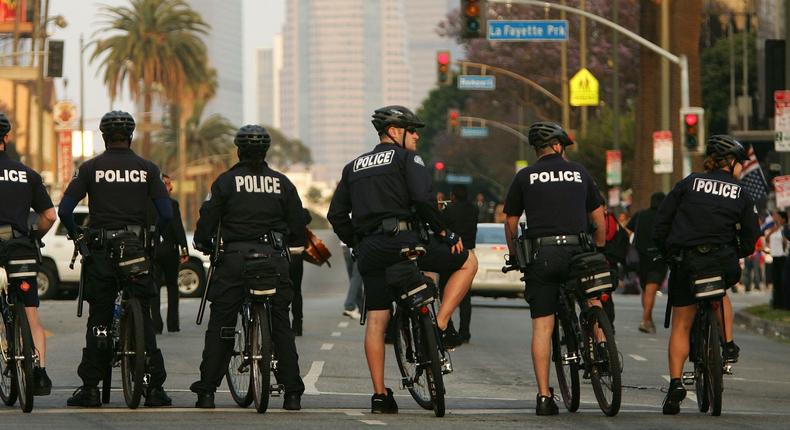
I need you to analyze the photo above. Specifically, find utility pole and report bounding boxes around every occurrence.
[12,0,21,158]
[580,0,588,137]
[612,0,619,151]
[741,9,749,130]
[561,0,569,131]
[660,0,670,192]
[31,0,40,170]
[79,34,85,161]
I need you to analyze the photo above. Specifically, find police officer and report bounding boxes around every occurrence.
[653,135,759,415]
[289,208,311,336]
[0,112,56,396]
[190,125,305,410]
[58,110,173,407]
[327,106,478,414]
[502,122,606,416]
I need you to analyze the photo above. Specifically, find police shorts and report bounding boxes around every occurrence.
[523,245,583,319]
[357,232,468,311]
[11,278,40,307]
[638,253,668,286]
[668,246,740,307]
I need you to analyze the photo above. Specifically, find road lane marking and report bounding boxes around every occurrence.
[321,343,334,351]
[359,419,386,425]
[338,321,349,328]
[303,360,324,395]
[331,331,342,337]
[629,354,648,362]
[344,411,364,416]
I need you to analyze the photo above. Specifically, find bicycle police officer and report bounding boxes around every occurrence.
[327,106,478,414]
[190,125,306,410]
[653,135,759,415]
[0,112,57,396]
[58,110,173,407]
[502,122,606,416]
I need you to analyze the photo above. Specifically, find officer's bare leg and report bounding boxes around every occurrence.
[364,310,391,394]
[532,314,554,397]
[24,307,46,367]
[668,304,696,378]
[720,295,734,343]
[642,282,659,323]
[436,252,478,330]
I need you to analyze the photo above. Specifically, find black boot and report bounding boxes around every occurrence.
[144,386,173,407]
[33,367,52,396]
[195,392,215,409]
[283,392,301,410]
[67,386,101,407]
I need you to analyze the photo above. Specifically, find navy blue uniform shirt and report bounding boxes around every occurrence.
[503,153,603,238]
[0,151,53,235]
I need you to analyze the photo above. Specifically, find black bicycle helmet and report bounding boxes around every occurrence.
[371,105,425,135]
[706,135,746,162]
[234,125,271,149]
[0,112,10,138]
[99,110,135,138]
[527,121,573,148]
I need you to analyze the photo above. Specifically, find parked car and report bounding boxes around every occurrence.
[470,223,524,298]
[37,206,209,299]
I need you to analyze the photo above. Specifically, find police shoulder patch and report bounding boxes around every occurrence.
[413,154,425,167]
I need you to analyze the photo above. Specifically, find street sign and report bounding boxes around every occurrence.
[515,160,528,172]
[487,20,569,42]
[569,68,599,107]
[458,75,496,90]
[653,130,673,174]
[446,173,473,184]
[774,90,790,152]
[460,126,489,138]
[606,150,621,186]
[57,130,73,185]
[54,100,77,127]
[775,175,790,209]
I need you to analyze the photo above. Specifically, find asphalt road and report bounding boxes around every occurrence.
[2,233,789,429]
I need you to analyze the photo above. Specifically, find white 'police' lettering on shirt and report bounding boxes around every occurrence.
[353,150,395,172]
[0,169,28,183]
[529,170,582,185]
[235,175,281,194]
[692,178,740,200]
[95,169,147,183]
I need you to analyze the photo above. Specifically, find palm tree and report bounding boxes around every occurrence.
[90,0,211,158]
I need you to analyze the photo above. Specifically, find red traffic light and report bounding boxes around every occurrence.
[449,111,459,120]
[434,161,445,171]
[437,51,450,66]
[684,113,699,127]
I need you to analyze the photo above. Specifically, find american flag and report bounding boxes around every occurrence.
[740,145,768,202]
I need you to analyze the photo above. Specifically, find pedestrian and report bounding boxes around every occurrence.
[289,208,311,336]
[653,135,759,415]
[190,125,305,410]
[58,110,173,407]
[151,174,189,334]
[626,191,668,334]
[342,244,363,320]
[0,112,57,396]
[502,122,607,416]
[439,184,478,343]
[768,211,788,309]
[327,105,478,414]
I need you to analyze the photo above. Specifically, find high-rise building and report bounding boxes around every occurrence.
[404,0,456,109]
[188,0,243,126]
[257,35,283,128]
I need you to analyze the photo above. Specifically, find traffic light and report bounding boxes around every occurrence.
[47,40,64,78]
[679,107,704,152]
[437,50,451,86]
[447,109,459,133]
[461,0,487,38]
[434,161,446,182]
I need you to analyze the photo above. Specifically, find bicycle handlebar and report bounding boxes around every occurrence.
[501,265,519,273]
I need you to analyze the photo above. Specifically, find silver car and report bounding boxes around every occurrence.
[470,223,524,298]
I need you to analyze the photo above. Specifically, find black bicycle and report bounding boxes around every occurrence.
[0,279,36,413]
[391,246,451,418]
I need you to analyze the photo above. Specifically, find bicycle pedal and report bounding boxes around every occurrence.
[271,359,279,372]
[682,371,695,386]
[401,377,413,389]
[723,364,734,375]
[441,360,453,375]
[562,353,580,365]
[270,384,284,396]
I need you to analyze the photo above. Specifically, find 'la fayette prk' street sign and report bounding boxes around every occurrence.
[487,20,569,41]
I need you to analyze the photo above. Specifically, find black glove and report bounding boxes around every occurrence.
[505,254,518,267]
[193,240,213,256]
[68,227,90,256]
[442,231,460,247]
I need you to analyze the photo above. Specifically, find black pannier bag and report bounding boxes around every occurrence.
[682,246,727,300]
[243,254,282,298]
[568,252,615,297]
[0,237,40,282]
[385,260,435,308]
[107,231,150,280]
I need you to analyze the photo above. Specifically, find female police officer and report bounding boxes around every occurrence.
[653,135,759,415]
[190,125,306,410]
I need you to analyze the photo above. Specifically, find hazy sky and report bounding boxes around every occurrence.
[49,0,285,132]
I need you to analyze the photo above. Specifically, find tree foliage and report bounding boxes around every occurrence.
[701,31,756,135]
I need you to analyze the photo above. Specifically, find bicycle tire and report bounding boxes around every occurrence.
[14,304,34,413]
[393,309,432,410]
[226,312,253,407]
[705,310,723,416]
[102,366,112,404]
[586,307,621,416]
[250,303,272,414]
[0,315,18,406]
[120,297,146,409]
[692,318,709,413]
[419,312,445,417]
[552,312,580,412]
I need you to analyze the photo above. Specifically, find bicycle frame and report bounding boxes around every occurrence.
[239,294,282,395]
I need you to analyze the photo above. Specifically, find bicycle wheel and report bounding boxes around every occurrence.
[704,310,723,416]
[226,312,253,407]
[13,304,34,413]
[120,298,146,409]
[419,312,445,417]
[250,303,272,413]
[586,307,621,416]
[552,313,580,412]
[393,309,432,410]
[0,316,18,406]
[692,319,710,413]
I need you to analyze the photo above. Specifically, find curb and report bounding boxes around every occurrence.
[734,310,790,341]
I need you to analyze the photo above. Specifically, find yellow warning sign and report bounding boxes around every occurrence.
[569,68,599,107]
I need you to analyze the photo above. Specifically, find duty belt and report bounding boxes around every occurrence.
[369,220,413,235]
[534,235,582,246]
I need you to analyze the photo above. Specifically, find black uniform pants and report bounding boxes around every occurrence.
[289,254,304,324]
[152,245,180,331]
[191,242,304,395]
[78,249,166,388]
